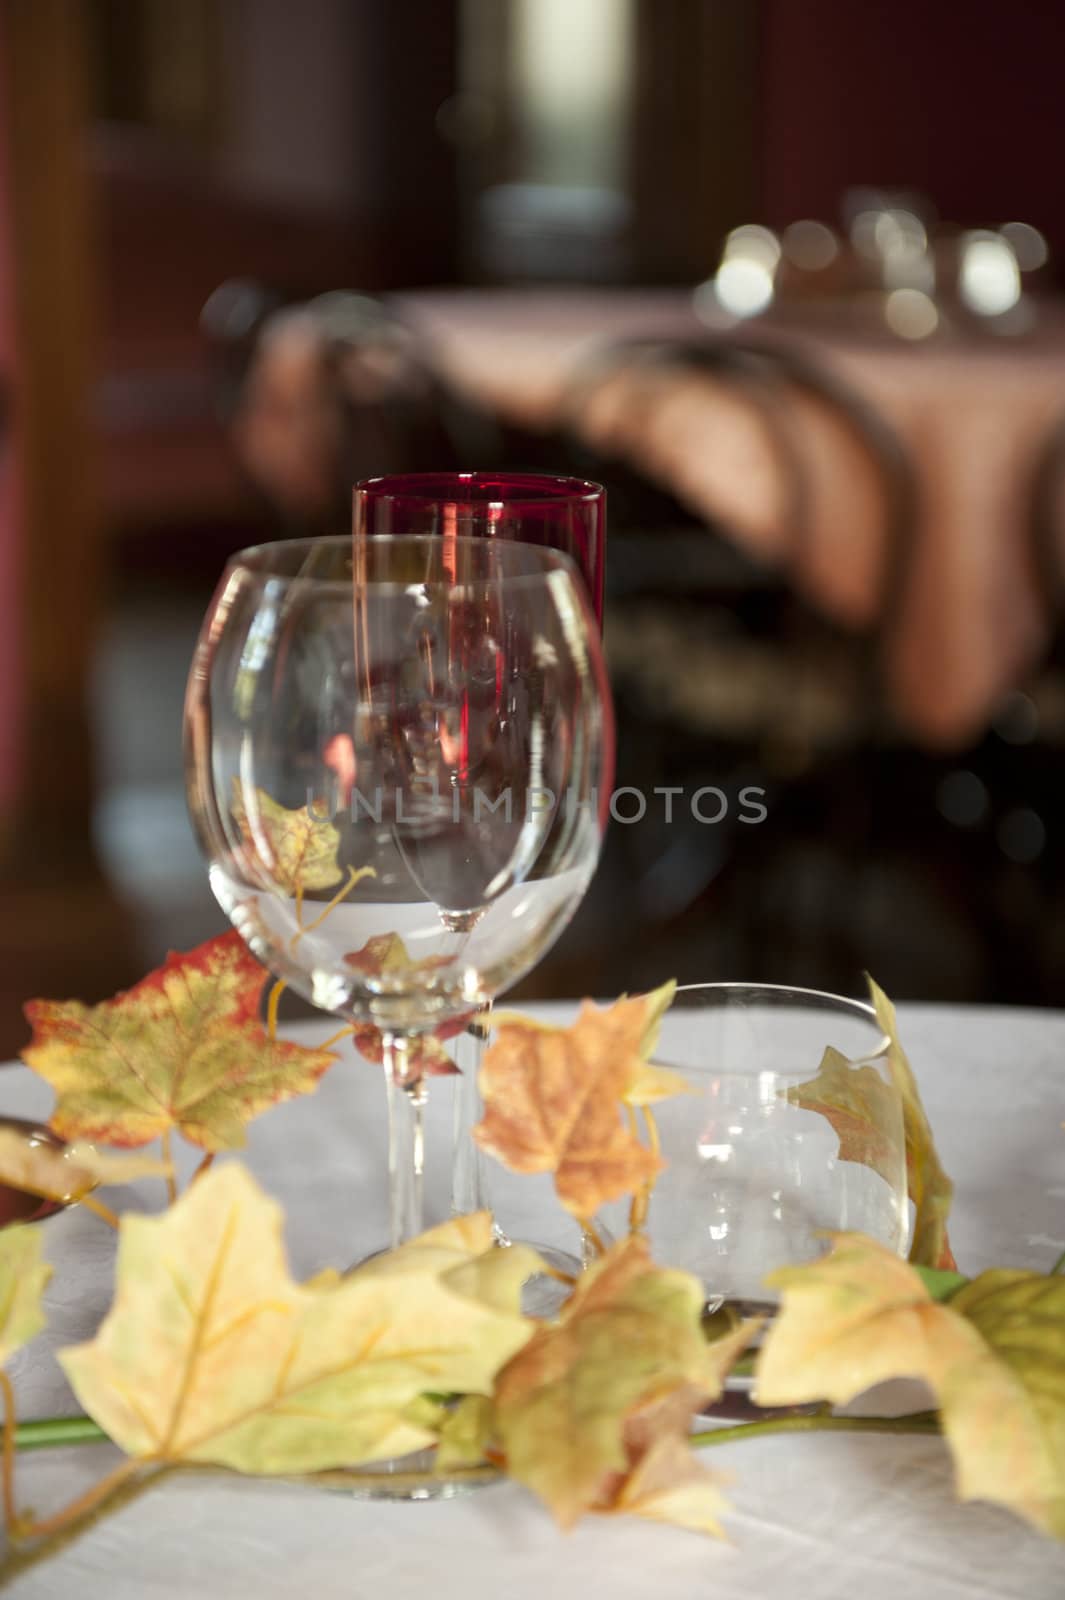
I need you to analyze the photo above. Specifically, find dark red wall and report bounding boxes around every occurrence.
[761,0,1065,257]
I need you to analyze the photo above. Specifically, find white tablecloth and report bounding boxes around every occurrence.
[1,1003,1063,1599]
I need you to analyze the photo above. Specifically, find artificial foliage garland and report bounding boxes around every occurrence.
[0,932,1059,1583]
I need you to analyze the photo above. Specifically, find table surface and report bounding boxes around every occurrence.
[1,1001,1063,1599]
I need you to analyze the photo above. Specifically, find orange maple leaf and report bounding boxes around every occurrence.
[785,983,956,1270]
[21,932,338,1151]
[473,988,684,1218]
[348,1026,460,1080]
[786,1045,905,1192]
[344,932,450,980]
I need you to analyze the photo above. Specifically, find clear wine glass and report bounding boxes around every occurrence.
[184,535,614,1253]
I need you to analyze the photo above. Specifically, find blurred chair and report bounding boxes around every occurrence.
[202,282,502,532]
[547,333,930,992]
[577,333,1065,1001]
[560,332,916,730]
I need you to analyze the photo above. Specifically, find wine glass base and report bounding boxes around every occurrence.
[322,1448,490,1501]
[491,1233,582,1317]
[695,1295,821,1420]
[697,1382,823,1422]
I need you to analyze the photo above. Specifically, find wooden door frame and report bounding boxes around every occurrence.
[0,0,102,874]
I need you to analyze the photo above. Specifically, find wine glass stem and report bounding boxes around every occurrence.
[382,1032,427,1247]
[450,1005,490,1216]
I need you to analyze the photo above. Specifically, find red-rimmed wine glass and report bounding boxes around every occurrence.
[353,474,607,1258]
[354,472,605,625]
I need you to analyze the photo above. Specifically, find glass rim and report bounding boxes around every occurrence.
[221,533,588,596]
[354,470,605,508]
[668,981,892,1061]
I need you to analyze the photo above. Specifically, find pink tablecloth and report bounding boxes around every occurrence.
[398,288,1065,748]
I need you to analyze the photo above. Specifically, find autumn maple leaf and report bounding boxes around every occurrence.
[786,981,956,1271]
[868,979,956,1269]
[61,1167,538,1475]
[344,932,445,979]
[474,984,686,1218]
[231,781,343,893]
[756,1232,1065,1541]
[786,1046,905,1192]
[345,933,467,1079]
[0,1226,51,1365]
[348,1027,460,1079]
[22,932,338,1151]
[487,1234,757,1533]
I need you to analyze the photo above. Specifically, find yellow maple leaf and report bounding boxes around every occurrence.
[435,1393,496,1472]
[60,1166,537,1475]
[0,1226,51,1366]
[474,986,687,1218]
[868,978,957,1269]
[491,1234,757,1532]
[756,1233,1065,1540]
[231,782,343,894]
[22,932,338,1151]
[621,981,691,1106]
[0,1128,170,1206]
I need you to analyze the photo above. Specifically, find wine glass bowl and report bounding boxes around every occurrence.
[186,536,609,1036]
